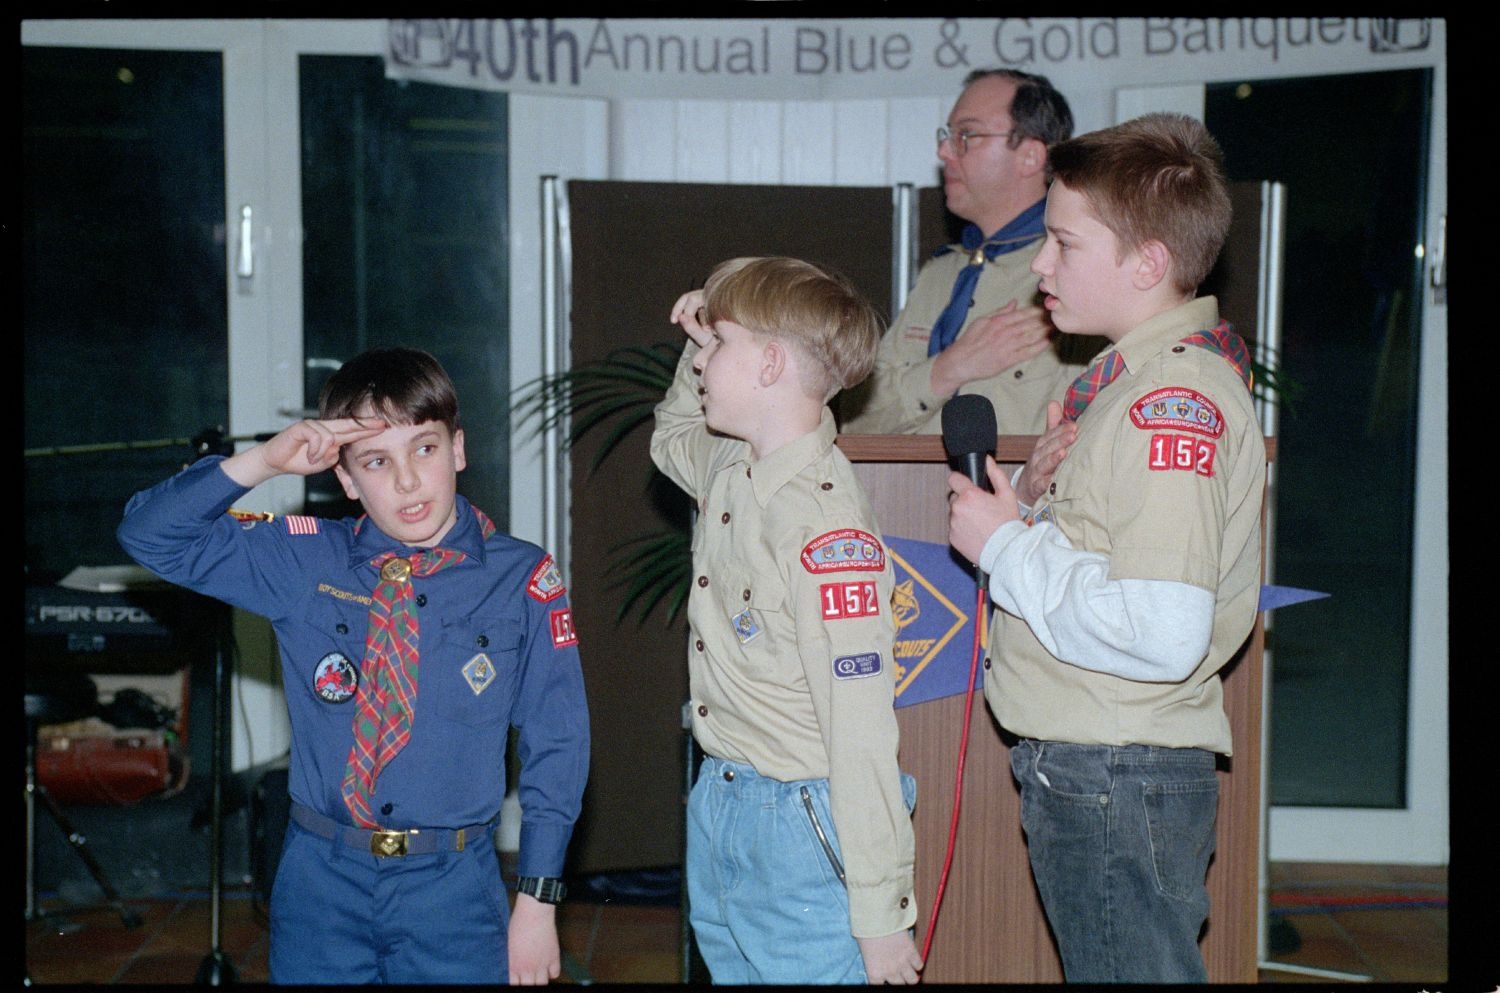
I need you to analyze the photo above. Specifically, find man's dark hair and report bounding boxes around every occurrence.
[963,68,1074,150]
[318,347,460,434]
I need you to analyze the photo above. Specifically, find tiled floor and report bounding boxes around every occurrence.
[23,863,1448,986]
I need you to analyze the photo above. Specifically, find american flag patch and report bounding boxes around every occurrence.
[284,515,321,536]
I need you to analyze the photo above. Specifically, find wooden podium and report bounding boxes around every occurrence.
[839,433,1268,984]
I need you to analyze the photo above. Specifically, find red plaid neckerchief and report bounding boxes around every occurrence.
[1179,320,1254,390]
[1061,349,1125,422]
[1062,321,1254,423]
[341,505,497,828]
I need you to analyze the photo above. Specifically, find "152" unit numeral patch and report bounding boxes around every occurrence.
[820,580,879,620]
[1148,433,1217,477]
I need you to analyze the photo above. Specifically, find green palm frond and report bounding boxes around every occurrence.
[1251,345,1303,416]
[602,528,693,625]
[511,341,681,472]
[513,341,693,628]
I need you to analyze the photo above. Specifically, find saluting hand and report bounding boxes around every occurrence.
[220,418,388,489]
[669,289,713,349]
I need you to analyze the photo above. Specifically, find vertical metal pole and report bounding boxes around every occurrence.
[196,604,237,985]
[1254,180,1286,970]
[26,725,38,922]
[539,176,573,582]
[891,183,917,319]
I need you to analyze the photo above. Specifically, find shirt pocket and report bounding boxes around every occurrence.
[721,563,787,655]
[424,614,521,729]
[297,597,372,705]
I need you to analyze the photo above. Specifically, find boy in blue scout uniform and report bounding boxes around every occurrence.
[652,258,922,985]
[946,114,1265,983]
[117,348,589,985]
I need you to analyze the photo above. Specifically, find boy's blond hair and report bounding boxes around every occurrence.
[1048,112,1232,294]
[702,257,882,400]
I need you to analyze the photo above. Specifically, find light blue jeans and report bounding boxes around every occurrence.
[1010,739,1218,984]
[686,755,915,985]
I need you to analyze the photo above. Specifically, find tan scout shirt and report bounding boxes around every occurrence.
[651,344,917,938]
[989,297,1265,755]
[841,240,1100,435]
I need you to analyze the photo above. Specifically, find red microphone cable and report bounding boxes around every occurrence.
[919,583,987,966]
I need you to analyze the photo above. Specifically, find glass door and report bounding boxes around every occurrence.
[23,20,513,777]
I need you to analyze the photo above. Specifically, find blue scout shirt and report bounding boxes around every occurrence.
[117,456,589,878]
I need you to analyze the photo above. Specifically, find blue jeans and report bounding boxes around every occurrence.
[686,755,915,985]
[269,817,508,984]
[1010,739,1218,984]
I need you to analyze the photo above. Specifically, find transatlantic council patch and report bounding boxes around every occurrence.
[527,554,566,602]
[313,652,358,703]
[832,652,883,680]
[1128,387,1224,438]
[801,529,885,574]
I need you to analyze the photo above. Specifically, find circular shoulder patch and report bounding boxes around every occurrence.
[313,652,359,703]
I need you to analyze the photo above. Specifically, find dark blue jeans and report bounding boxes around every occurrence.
[1010,739,1218,983]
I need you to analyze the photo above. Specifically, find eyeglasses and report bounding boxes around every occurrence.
[936,126,1015,157]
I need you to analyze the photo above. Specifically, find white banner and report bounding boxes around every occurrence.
[385,18,1440,101]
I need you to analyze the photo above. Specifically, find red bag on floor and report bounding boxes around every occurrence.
[37,730,187,806]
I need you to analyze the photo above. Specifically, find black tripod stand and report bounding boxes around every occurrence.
[24,669,144,932]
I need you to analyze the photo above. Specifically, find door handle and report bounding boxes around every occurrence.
[237,205,254,279]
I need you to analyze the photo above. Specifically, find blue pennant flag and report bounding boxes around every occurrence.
[1258,585,1331,611]
[887,535,986,709]
[887,535,1333,709]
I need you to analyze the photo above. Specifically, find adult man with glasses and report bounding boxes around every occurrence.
[843,69,1099,435]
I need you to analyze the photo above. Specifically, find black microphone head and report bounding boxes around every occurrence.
[941,394,998,460]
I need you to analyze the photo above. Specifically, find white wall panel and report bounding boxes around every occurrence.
[889,96,945,188]
[781,101,837,186]
[727,102,785,184]
[673,101,732,183]
[832,99,890,185]
[612,100,677,181]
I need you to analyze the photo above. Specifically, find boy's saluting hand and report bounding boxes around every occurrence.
[221,417,387,488]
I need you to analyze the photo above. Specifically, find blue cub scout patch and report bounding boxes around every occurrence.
[463,653,497,695]
[731,608,762,644]
[832,652,882,680]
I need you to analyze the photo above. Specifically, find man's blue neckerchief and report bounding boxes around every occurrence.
[926,198,1048,357]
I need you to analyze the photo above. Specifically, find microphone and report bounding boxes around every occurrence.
[942,394,998,589]
[942,394,997,494]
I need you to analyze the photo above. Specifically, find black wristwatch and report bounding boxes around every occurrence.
[515,876,567,904]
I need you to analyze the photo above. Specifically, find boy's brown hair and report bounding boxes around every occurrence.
[1048,112,1232,294]
[319,347,461,434]
[701,257,882,400]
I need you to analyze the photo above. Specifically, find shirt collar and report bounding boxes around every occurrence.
[732,408,838,508]
[348,493,487,569]
[1113,296,1221,375]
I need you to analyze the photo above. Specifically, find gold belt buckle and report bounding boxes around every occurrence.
[370,829,410,857]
